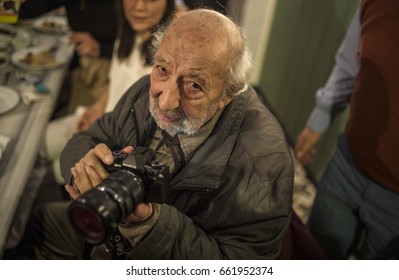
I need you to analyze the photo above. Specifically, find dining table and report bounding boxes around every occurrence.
[0,16,74,257]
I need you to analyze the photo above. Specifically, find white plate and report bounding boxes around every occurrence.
[32,16,70,34]
[11,45,70,71]
[0,23,32,50]
[11,29,32,50]
[0,86,20,115]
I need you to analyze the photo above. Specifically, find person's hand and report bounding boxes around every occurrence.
[69,32,100,59]
[123,203,154,224]
[65,143,113,199]
[65,145,134,199]
[65,144,152,222]
[76,106,102,131]
[294,127,322,166]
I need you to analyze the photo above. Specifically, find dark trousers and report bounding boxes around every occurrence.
[308,135,399,259]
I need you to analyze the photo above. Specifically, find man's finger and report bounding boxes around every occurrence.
[84,165,104,187]
[121,146,134,154]
[73,164,94,194]
[65,184,80,200]
[93,144,114,165]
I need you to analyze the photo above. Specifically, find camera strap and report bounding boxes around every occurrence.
[108,226,134,259]
[90,226,133,260]
[162,130,185,174]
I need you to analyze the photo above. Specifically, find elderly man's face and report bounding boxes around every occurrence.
[149,25,232,136]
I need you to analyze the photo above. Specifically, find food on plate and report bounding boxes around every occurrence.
[19,48,56,66]
[40,19,67,33]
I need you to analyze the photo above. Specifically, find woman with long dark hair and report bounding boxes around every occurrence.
[78,0,176,129]
[46,0,176,185]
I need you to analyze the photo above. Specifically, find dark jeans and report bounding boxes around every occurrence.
[307,135,399,259]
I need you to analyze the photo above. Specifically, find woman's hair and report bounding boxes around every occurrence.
[115,0,175,65]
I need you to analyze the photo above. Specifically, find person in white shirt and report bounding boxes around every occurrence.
[46,0,177,184]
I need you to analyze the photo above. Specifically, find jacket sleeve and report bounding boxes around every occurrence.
[307,7,361,133]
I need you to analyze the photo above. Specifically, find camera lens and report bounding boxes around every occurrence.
[68,170,146,244]
[69,203,106,244]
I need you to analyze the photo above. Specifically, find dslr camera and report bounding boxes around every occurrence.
[68,147,170,244]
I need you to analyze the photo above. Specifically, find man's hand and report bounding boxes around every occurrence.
[65,143,150,224]
[294,127,322,166]
[123,203,154,224]
[69,32,100,58]
[65,143,113,199]
[65,144,135,200]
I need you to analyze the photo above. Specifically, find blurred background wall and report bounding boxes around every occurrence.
[229,0,359,182]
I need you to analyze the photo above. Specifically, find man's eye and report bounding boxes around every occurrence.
[157,65,168,75]
[187,82,203,91]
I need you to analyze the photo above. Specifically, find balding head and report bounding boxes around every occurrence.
[151,9,252,96]
[166,9,237,49]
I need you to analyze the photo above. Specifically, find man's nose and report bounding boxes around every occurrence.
[158,81,180,110]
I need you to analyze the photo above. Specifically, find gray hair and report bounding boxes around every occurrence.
[150,15,253,97]
[224,26,253,97]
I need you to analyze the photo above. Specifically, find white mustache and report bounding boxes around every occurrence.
[162,110,182,120]
[152,97,183,120]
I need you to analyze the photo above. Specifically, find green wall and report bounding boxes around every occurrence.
[257,0,359,181]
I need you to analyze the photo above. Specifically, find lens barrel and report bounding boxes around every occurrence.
[68,170,146,244]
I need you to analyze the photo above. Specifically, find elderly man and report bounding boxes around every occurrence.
[35,9,294,260]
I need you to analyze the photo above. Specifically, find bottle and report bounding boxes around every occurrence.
[0,0,21,24]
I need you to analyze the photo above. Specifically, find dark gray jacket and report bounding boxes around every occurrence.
[60,75,294,259]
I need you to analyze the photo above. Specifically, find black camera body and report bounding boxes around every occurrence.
[68,147,170,244]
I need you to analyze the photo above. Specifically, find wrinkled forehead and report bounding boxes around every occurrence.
[168,10,230,39]
[158,11,232,70]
